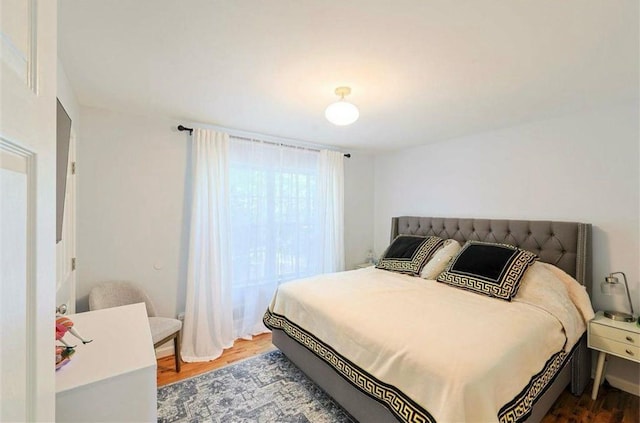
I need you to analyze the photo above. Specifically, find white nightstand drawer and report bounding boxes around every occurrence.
[590,323,639,345]
[589,335,640,363]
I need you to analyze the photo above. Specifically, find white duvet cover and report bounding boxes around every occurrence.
[266,262,594,423]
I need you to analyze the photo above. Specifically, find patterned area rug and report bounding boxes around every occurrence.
[157,350,355,422]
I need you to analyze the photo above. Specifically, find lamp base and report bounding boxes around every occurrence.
[603,310,635,322]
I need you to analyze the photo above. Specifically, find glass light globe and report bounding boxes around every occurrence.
[325,100,359,126]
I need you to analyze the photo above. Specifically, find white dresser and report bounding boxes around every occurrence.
[55,303,157,422]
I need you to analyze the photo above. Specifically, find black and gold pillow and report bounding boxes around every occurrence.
[376,235,444,276]
[436,241,538,301]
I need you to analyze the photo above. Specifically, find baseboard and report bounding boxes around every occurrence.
[155,343,174,359]
[606,374,640,397]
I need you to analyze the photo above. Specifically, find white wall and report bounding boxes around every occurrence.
[373,104,639,393]
[76,107,190,318]
[77,106,375,320]
[344,154,375,268]
[57,58,81,128]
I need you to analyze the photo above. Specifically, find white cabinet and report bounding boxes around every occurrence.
[55,303,157,422]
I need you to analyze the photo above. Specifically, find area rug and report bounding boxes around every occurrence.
[157,350,355,423]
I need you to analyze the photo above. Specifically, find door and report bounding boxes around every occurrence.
[0,1,57,421]
[56,131,76,315]
[0,145,31,422]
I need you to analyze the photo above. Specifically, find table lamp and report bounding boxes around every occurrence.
[601,271,635,322]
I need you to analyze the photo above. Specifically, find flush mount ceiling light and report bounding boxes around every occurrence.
[325,86,359,126]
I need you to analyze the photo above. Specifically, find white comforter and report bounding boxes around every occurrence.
[267,262,594,422]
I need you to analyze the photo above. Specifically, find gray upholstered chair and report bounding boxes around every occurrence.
[88,281,182,372]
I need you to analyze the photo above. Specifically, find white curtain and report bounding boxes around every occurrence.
[228,139,322,339]
[181,129,234,362]
[182,130,346,356]
[318,149,345,273]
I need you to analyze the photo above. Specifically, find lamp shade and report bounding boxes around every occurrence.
[325,100,359,126]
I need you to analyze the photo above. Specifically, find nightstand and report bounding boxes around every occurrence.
[588,311,639,400]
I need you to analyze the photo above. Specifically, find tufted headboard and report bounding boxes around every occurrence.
[391,216,592,294]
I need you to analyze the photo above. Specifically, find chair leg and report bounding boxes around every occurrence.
[174,331,181,373]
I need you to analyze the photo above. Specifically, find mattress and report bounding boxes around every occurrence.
[264,264,593,422]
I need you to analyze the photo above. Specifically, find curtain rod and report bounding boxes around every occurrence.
[177,125,351,158]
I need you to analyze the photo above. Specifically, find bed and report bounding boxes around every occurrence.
[264,216,593,423]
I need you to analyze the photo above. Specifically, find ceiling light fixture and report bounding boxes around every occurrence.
[325,86,359,126]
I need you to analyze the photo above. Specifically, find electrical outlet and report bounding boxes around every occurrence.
[177,312,185,321]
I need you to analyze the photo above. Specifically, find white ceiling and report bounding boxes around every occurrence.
[58,0,638,152]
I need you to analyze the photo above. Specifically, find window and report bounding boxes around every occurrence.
[228,138,321,335]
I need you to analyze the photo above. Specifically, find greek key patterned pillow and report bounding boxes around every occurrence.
[436,241,538,301]
[376,235,444,276]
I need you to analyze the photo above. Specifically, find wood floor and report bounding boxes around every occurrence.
[157,333,639,423]
[157,333,276,386]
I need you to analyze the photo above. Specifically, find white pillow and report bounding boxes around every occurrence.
[420,239,461,279]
